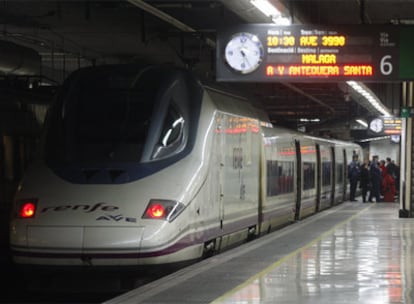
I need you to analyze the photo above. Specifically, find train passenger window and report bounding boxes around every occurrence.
[266,160,294,196]
[322,161,332,186]
[151,104,186,160]
[303,162,315,190]
[267,160,278,196]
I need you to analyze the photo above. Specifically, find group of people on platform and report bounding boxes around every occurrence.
[348,154,400,203]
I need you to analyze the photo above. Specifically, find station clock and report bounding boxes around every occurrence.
[369,118,384,133]
[224,32,264,74]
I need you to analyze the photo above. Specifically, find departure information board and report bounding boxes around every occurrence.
[368,117,402,135]
[216,24,414,82]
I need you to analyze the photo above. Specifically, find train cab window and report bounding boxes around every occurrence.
[44,66,158,163]
[42,64,202,184]
[73,78,154,161]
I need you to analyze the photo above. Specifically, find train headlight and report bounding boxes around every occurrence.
[15,199,38,218]
[142,199,185,222]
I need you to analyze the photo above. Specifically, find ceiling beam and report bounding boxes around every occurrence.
[281,82,336,114]
[126,0,216,48]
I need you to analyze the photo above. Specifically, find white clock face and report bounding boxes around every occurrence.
[369,118,384,133]
[224,32,264,74]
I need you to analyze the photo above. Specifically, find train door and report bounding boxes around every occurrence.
[342,149,348,201]
[333,147,346,205]
[216,113,260,249]
[294,139,301,221]
[259,130,296,234]
[330,146,335,206]
[298,140,318,219]
[199,112,224,255]
[216,113,225,231]
[315,144,321,212]
[319,144,334,211]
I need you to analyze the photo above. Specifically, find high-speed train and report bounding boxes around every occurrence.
[9,64,363,267]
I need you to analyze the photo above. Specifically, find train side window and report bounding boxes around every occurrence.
[303,162,316,190]
[322,161,332,186]
[267,160,294,196]
[151,104,186,160]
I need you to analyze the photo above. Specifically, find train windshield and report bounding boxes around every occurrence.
[44,65,199,168]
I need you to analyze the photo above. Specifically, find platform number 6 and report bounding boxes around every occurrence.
[380,55,393,76]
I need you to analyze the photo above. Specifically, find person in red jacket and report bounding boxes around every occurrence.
[382,170,396,202]
[379,159,387,177]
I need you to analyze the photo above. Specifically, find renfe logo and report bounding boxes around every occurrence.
[40,202,119,213]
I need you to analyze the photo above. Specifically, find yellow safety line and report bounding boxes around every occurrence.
[210,203,374,303]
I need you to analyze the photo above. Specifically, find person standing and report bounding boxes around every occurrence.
[393,161,400,196]
[348,154,360,202]
[369,155,382,202]
[379,159,387,195]
[386,158,399,196]
[359,160,370,203]
[386,157,396,178]
[382,169,396,202]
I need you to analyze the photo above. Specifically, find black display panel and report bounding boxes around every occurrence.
[216,24,414,82]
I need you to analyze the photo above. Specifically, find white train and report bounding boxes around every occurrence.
[9,64,362,267]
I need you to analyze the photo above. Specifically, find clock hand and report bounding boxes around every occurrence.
[240,48,247,57]
[239,48,251,67]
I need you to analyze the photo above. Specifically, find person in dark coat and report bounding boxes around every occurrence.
[393,161,400,196]
[348,154,360,202]
[359,160,370,203]
[386,157,396,178]
[379,159,387,195]
[368,156,382,202]
[386,158,399,196]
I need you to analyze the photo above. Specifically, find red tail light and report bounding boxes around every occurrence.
[142,199,185,222]
[147,203,166,219]
[16,199,38,218]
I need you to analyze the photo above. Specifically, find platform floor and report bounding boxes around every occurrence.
[105,202,413,304]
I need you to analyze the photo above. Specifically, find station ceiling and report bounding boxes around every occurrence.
[1,0,413,140]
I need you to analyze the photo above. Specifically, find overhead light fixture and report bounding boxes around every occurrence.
[300,118,320,123]
[272,15,291,25]
[355,119,368,128]
[358,136,391,143]
[346,81,391,116]
[250,0,279,17]
[390,18,414,25]
[250,0,291,25]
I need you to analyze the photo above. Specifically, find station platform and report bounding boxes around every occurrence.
[104,201,413,304]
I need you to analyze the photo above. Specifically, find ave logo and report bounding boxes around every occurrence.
[96,214,137,223]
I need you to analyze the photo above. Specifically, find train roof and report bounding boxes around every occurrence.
[203,85,272,124]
